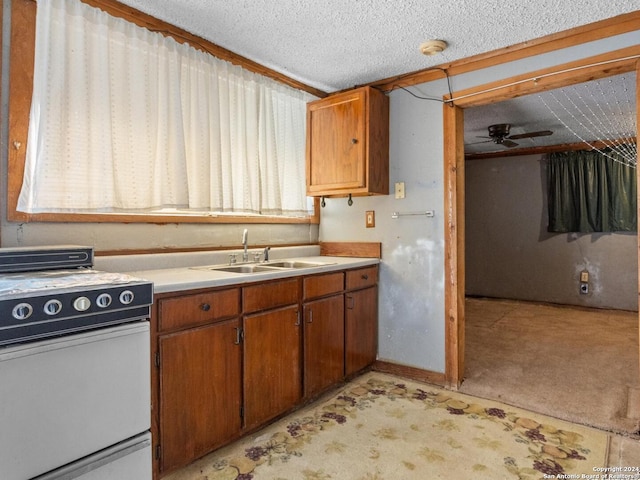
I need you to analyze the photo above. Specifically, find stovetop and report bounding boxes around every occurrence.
[0,246,153,346]
[0,268,148,297]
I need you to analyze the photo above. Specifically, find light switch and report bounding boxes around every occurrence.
[366,210,375,228]
[395,182,405,199]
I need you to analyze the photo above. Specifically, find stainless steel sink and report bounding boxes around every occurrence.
[192,259,335,274]
[205,264,283,274]
[263,260,332,269]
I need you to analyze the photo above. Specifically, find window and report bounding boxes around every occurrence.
[547,149,637,232]
[8,0,322,224]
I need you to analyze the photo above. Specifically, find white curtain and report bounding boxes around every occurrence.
[18,0,315,216]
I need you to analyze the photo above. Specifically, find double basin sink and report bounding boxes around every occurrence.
[193,260,334,275]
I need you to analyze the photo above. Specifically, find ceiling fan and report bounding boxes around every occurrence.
[472,123,553,148]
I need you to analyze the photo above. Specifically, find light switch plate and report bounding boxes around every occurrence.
[366,210,375,228]
[395,182,405,199]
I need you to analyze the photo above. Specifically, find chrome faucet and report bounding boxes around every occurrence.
[242,229,249,262]
[263,246,271,262]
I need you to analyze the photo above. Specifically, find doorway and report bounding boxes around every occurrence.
[443,52,640,387]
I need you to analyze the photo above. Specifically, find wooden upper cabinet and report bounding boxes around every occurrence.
[306,86,389,197]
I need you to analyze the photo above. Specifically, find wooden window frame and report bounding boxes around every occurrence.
[7,0,324,225]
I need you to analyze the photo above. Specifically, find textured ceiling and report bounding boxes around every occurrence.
[115,0,638,156]
[117,0,638,93]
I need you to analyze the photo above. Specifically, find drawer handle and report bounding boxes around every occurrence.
[361,274,369,280]
[200,303,211,311]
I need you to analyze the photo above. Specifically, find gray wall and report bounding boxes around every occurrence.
[465,154,637,311]
[318,86,447,371]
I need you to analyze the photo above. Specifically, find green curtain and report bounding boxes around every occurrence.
[547,150,637,233]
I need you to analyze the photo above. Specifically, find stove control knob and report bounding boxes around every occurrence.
[96,293,112,308]
[44,299,63,316]
[119,290,134,305]
[73,296,91,312]
[12,303,33,320]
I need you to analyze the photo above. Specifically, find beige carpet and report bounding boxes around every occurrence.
[460,298,640,436]
[165,372,609,480]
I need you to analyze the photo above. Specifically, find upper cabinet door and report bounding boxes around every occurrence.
[306,86,389,197]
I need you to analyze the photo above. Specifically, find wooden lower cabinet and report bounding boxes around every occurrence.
[243,304,302,429]
[345,286,378,375]
[153,265,378,478]
[303,294,345,397]
[158,318,242,473]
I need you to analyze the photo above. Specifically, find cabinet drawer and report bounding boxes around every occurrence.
[243,278,300,313]
[303,272,344,300]
[159,289,240,332]
[346,266,378,290]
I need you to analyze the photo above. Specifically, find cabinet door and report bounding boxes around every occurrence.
[243,305,302,429]
[307,89,366,193]
[345,286,378,375]
[159,318,242,473]
[303,295,345,397]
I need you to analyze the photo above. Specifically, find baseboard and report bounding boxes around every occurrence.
[372,360,446,386]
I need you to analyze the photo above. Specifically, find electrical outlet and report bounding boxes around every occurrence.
[395,182,405,199]
[365,210,375,228]
[580,283,589,294]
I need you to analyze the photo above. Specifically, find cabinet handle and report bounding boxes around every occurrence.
[200,303,211,311]
[361,274,369,280]
[351,138,358,144]
[308,310,313,323]
[234,327,243,345]
[295,310,301,326]
[346,295,355,310]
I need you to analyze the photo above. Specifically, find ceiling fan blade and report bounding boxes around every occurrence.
[508,130,553,140]
[501,139,519,148]
[465,139,494,146]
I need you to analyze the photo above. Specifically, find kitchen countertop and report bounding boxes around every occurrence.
[108,255,379,294]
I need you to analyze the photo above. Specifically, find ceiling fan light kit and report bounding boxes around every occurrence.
[488,123,511,138]
[419,39,447,56]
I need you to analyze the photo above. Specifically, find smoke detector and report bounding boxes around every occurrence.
[419,39,447,56]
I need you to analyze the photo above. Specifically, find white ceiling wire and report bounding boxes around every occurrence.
[538,75,637,166]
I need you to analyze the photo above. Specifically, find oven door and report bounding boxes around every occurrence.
[0,322,150,480]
